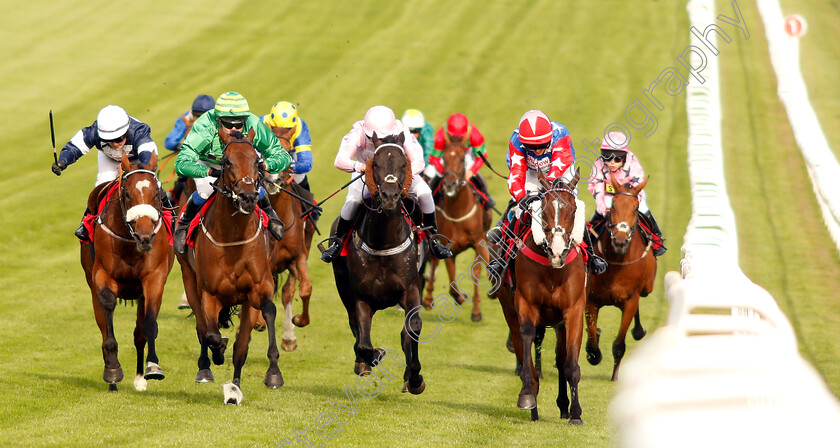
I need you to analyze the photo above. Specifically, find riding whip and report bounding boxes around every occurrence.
[49,110,57,163]
[478,153,508,180]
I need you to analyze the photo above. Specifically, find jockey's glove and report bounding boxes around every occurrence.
[207,168,222,178]
[517,192,540,211]
[51,161,66,176]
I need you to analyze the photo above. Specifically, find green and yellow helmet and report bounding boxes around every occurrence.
[215,91,250,117]
[264,101,299,128]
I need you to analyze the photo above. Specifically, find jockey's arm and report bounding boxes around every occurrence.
[404,131,425,176]
[589,162,610,216]
[335,129,365,173]
[292,146,313,174]
[469,143,487,175]
[545,135,573,182]
[507,142,528,202]
[58,123,98,166]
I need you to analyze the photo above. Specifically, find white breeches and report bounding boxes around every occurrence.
[340,173,434,220]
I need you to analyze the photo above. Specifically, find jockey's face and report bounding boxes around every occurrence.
[102,133,127,151]
[602,151,626,172]
[218,116,246,139]
[523,141,550,156]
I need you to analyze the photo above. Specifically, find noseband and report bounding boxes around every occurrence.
[608,191,639,242]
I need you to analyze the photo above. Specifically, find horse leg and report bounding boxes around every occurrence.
[631,308,647,341]
[469,250,483,322]
[400,287,425,394]
[585,303,603,365]
[93,274,123,388]
[354,300,378,374]
[280,271,297,352]
[201,293,225,366]
[133,297,149,391]
[445,257,465,305]
[563,299,585,425]
[612,296,641,382]
[292,256,313,328]
[227,305,255,405]
[555,324,570,418]
[534,325,545,379]
[423,257,438,309]
[139,272,166,385]
[260,295,284,389]
[498,287,524,375]
[515,292,539,420]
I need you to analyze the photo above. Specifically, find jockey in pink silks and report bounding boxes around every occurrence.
[319,105,454,263]
[587,131,666,257]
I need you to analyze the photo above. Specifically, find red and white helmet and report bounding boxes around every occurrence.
[362,105,399,138]
[518,110,553,145]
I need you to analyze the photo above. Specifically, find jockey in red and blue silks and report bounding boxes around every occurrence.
[486,110,607,278]
[587,131,666,256]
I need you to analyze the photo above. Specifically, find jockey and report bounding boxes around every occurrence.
[164,94,215,203]
[51,105,162,242]
[261,101,314,193]
[320,105,454,263]
[426,113,495,210]
[587,131,666,256]
[401,109,435,166]
[172,91,291,254]
[486,110,607,277]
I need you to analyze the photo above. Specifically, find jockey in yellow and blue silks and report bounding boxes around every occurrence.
[261,101,314,193]
[172,91,291,254]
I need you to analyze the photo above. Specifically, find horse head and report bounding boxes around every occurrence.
[441,141,467,197]
[220,129,261,215]
[367,132,411,214]
[608,172,647,254]
[262,127,295,195]
[119,152,162,253]
[534,168,580,268]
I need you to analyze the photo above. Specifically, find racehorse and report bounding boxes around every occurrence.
[423,138,492,322]
[495,169,588,422]
[585,173,656,381]
[331,132,427,395]
[80,152,174,391]
[262,128,315,351]
[176,129,283,404]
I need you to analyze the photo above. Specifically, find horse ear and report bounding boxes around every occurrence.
[396,131,405,146]
[120,152,132,172]
[371,132,380,147]
[145,152,158,171]
[246,128,255,142]
[537,168,549,190]
[571,167,581,188]
[609,172,621,191]
[633,176,649,193]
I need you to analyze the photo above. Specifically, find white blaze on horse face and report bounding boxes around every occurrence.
[134,179,151,194]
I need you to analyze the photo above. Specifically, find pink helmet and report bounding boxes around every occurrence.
[601,131,629,152]
[362,105,399,138]
[518,110,553,145]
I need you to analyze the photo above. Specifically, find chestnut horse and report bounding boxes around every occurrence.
[496,170,587,422]
[424,139,492,321]
[263,129,315,352]
[177,130,283,404]
[585,174,656,381]
[331,133,427,394]
[81,153,174,391]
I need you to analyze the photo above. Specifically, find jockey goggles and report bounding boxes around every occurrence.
[601,152,625,163]
[219,116,246,129]
[102,133,127,144]
[522,141,551,152]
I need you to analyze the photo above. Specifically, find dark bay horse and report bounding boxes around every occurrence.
[586,174,656,381]
[424,139,492,321]
[262,129,315,351]
[331,132,427,394]
[177,130,283,404]
[497,170,588,422]
[81,153,175,391]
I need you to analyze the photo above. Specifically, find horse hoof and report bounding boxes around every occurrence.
[586,349,602,366]
[195,369,215,383]
[143,362,165,381]
[354,362,370,375]
[223,382,243,405]
[254,324,266,332]
[134,374,147,392]
[422,298,433,310]
[292,314,310,327]
[569,418,584,426]
[103,367,123,385]
[632,326,647,341]
[471,312,482,322]
[281,338,298,352]
[406,378,426,395]
[517,394,537,410]
[264,372,284,389]
[108,384,118,392]
[453,294,465,305]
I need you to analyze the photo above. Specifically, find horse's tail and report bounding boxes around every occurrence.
[218,305,239,329]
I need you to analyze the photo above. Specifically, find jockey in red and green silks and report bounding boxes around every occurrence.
[425,113,496,210]
[587,131,666,257]
[172,91,291,254]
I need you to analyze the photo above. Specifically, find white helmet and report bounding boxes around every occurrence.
[362,105,399,138]
[401,109,425,130]
[97,105,130,140]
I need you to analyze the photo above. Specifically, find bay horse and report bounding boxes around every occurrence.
[176,129,283,405]
[585,174,656,381]
[497,169,588,422]
[423,139,492,322]
[261,129,315,352]
[80,152,175,391]
[331,132,427,394]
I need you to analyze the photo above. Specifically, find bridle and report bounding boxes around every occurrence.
[607,191,639,244]
[100,168,163,243]
[531,187,576,264]
[216,139,262,213]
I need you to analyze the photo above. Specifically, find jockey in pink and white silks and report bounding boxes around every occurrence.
[486,110,607,277]
[587,131,666,256]
[320,105,454,263]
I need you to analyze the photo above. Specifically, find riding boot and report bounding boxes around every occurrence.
[429,176,442,201]
[583,230,608,275]
[172,176,187,203]
[588,212,607,241]
[643,210,667,257]
[75,207,91,242]
[320,217,353,263]
[258,196,285,241]
[423,212,453,259]
[174,197,201,255]
[470,174,496,210]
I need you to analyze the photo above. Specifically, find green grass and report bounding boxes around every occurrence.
[1,0,838,446]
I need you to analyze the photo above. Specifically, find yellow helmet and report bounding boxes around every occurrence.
[264,101,299,128]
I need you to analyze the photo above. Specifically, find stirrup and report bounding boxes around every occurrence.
[318,237,342,263]
[75,224,90,242]
[174,227,188,254]
[486,226,503,245]
[268,220,284,240]
[589,255,608,275]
